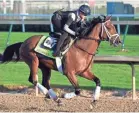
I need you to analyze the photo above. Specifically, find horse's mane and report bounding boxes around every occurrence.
[85,15,106,36]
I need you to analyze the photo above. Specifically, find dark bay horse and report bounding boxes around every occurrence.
[2,16,121,105]
[0,53,3,61]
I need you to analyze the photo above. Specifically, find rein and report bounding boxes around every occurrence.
[75,37,101,56]
[84,37,101,42]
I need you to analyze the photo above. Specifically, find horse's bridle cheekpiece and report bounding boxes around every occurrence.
[101,19,120,46]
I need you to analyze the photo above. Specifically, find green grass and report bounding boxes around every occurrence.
[0,32,48,52]
[0,32,139,90]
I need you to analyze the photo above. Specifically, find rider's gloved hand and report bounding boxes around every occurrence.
[75,32,79,37]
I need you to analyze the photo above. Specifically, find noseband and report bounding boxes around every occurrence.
[101,20,120,44]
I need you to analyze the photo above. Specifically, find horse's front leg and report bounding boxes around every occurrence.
[80,70,101,101]
[64,72,81,99]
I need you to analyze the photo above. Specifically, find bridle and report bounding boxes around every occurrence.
[75,19,120,55]
[101,19,120,44]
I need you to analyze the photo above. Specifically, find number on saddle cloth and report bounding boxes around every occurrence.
[43,36,57,49]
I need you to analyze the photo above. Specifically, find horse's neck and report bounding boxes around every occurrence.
[73,24,101,56]
[63,24,101,74]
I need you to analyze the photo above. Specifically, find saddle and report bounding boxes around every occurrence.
[43,32,74,56]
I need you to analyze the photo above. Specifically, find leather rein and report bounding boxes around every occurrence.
[75,37,101,56]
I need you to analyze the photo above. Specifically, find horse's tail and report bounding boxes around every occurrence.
[1,42,23,63]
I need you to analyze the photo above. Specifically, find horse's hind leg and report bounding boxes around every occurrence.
[21,52,39,84]
[39,64,51,89]
[80,70,101,101]
[40,64,62,105]
[28,72,33,83]
[21,52,40,96]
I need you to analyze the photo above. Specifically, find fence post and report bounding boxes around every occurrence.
[130,64,136,100]
[122,25,129,51]
[117,17,120,35]
[21,16,25,32]
[6,24,13,47]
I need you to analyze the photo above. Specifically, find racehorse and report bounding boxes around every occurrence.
[1,16,121,105]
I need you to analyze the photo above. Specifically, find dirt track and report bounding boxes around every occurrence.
[0,86,139,112]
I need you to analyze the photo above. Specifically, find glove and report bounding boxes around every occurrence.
[75,32,79,37]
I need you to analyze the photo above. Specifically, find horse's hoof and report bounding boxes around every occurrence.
[57,99,63,106]
[93,100,97,103]
[57,102,63,106]
[45,94,50,99]
[93,100,98,105]
[55,98,63,106]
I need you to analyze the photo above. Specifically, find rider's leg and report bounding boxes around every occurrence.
[53,31,68,56]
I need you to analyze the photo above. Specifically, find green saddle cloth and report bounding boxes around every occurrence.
[34,35,55,59]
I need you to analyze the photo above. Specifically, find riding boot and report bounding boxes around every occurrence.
[53,32,68,57]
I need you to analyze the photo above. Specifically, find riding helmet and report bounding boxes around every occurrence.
[79,5,91,16]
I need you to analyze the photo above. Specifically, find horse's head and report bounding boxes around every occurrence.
[100,16,121,46]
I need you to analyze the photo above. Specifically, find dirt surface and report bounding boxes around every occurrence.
[0,85,139,112]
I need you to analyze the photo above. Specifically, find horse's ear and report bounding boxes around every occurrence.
[109,16,112,20]
[106,16,112,20]
[105,16,112,26]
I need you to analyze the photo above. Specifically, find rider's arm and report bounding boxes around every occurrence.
[63,13,76,36]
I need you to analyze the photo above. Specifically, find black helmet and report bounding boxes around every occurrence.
[79,5,91,16]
